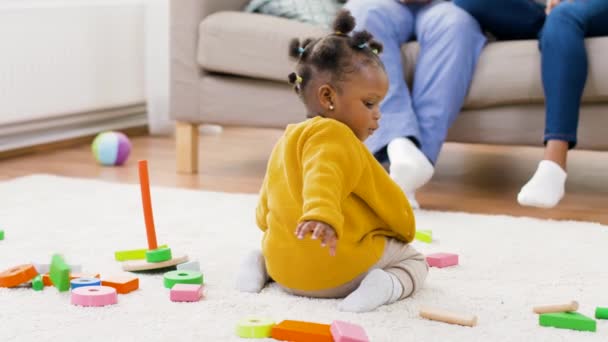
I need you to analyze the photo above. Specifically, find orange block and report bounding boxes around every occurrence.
[271,320,333,342]
[101,275,139,294]
[0,264,38,288]
[43,272,100,287]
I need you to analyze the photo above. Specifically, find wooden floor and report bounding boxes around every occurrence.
[2,126,608,224]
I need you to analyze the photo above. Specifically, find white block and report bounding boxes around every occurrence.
[176,261,200,272]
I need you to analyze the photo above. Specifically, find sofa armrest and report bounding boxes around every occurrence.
[170,0,249,123]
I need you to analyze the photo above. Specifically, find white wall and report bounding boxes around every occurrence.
[0,0,146,125]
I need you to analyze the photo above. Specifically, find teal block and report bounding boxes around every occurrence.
[539,312,596,332]
[50,254,71,292]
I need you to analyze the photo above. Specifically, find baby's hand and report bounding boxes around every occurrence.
[295,220,338,256]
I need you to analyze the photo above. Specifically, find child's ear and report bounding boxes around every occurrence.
[317,84,337,112]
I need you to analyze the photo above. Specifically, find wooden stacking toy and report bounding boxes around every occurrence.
[170,284,204,302]
[533,301,578,314]
[235,318,275,338]
[0,264,38,288]
[419,306,477,327]
[114,244,168,261]
[426,253,459,268]
[101,274,139,294]
[330,321,369,342]
[120,160,189,271]
[271,320,333,342]
[71,286,118,307]
[70,277,102,289]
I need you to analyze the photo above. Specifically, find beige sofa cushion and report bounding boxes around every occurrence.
[199,11,608,109]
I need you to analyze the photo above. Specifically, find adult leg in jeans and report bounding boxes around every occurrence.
[345,0,422,208]
[410,2,486,172]
[518,0,608,208]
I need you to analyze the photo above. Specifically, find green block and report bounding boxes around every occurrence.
[145,247,172,263]
[0,230,4,240]
[415,230,432,243]
[50,254,71,292]
[235,318,275,338]
[32,275,44,291]
[539,312,596,332]
[596,307,608,320]
[114,244,168,261]
[163,270,203,289]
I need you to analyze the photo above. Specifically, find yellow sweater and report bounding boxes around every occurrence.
[256,117,415,291]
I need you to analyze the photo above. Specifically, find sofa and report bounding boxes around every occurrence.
[170,0,608,173]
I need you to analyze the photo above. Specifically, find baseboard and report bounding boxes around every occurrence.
[0,103,148,152]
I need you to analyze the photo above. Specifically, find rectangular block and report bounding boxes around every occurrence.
[170,283,203,302]
[539,312,596,332]
[426,253,458,268]
[331,321,369,342]
[101,274,139,294]
[50,254,70,292]
[596,307,608,320]
[271,320,333,342]
[0,230,4,240]
[176,261,200,272]
[114,244,168,261]
[415,230,432,243]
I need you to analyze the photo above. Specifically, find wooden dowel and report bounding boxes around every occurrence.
[420,306,477,327]
[138,160,158,250]
[533,301,578,314]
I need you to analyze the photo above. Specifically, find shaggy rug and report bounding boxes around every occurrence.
[0,175,607,342]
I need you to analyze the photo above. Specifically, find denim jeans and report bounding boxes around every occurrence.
[345,0,485,163]
[454,0,608,148]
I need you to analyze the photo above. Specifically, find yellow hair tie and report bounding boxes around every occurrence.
[335,31,343,35]
[372,48,379,55]
[296,75,303,84]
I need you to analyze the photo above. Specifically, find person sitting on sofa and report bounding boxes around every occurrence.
[454,0,608,208]
[344,0,486,208]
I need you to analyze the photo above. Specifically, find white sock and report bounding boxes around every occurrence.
[235,250,269,293]
[387,138,434,194]
[406,191,420,210]
[338,269,404,313]
[517,160,567,208]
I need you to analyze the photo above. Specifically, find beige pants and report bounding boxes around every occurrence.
[281,238,428,300]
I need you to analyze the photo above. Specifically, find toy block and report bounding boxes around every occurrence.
[146,247,172,263]
[420,306,477,327]
[139,160,159,250]
[235,318,275,338]
[70,273,100,280]
[596,307,608,319]
[0,229,4,240]
[0,264,38,288]
[50,254,71,292]
[101,274,139,294]
[331,321,369,342]
[32,274,44,291]
[122,254,188,272]
[163,270,203,289]
[114,244,168,261]
[539,312,596,332]
[71,277,102,289]
[170,284,204,302]
[271,320,333,342]
[71,286,118,307]
[426,253,458,268]
[177,261,200,272]
[533,301,578,314]
[415,230,432,243]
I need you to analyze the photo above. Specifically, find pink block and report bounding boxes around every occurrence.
[330,320,369,342]
[71,286,118,307]
[426,253,459,268]
[170,283,204,302]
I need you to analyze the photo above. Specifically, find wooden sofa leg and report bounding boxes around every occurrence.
[175,122,199,174]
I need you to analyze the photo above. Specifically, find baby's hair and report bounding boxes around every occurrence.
[287,9,384,95]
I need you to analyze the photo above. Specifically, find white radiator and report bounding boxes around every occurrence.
[0,0,147,151]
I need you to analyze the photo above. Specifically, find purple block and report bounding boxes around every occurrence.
[426,253,459,268]
[330,320,369,342]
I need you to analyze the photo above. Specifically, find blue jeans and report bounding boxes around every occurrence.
[454,0,608,148]
[344,0,485,163]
